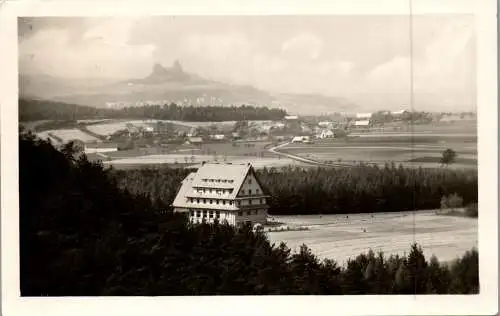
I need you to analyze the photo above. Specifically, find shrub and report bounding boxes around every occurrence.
[465,202,478,218]
[448,193,464,209]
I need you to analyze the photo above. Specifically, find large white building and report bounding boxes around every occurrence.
[172,162,270,226]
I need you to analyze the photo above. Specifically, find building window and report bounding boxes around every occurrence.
[216,200,219,204]
[249,200,252,205]
[254,210,258,215]
[247,211,251,216]
[229,201,233,205]
[248,179,252,184]
[203,199,206,204]
[216,211,220,218]
[196,211,201,217]
[197,198,200,203]
[223,200,226,205]
[210,199,213,204]
[241,189,245,195]
[209,211,214,218]
[256,188,260,194]
[238,212,243,216]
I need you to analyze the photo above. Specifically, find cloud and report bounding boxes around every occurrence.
[359,21,475,109]
[281,32,324,60]
[18,16,475,111]
[19,18,156,78]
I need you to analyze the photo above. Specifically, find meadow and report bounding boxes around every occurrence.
[268,211,478,264]
[37,128,101,144]
[279,131,477,169]
[103,154,305,170]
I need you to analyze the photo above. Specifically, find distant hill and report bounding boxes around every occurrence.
[19,60,359,115]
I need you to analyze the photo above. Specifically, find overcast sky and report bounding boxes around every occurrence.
[18,15,475,111]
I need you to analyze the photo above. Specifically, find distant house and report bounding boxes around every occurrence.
[187,127,199,137]
[319,129,335,139]
[284,115,299,120]
[210,134,226,141]
[84,143,119,154]
[291,136,310,143]
[318,121,331,127]
[356,113,372,119]
[391,110,408,116]
[354,120,370,127]
[172,162,270,226]
[186,136,204,144]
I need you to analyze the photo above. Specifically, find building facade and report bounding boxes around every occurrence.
[172,162,269,226]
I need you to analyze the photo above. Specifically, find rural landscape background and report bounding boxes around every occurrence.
[18,15,478,295]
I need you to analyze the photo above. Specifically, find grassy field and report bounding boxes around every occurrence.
[279,129,477,169]
[267,211,478,265]
[103,154,306,170]
[37,129,101,143]
[86,122,131,135]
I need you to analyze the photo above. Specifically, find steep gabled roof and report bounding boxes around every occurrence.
[190,163,251,199]
[172,163,262,209]
[172,172,196,207]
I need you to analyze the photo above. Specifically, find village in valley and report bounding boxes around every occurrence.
[28,106,477,172]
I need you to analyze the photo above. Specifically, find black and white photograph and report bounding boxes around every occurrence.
[1,0,497,315]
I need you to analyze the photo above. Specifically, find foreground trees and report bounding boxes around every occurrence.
[20,133,479,295]
[112,164,478,216]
